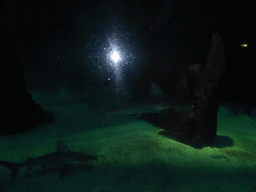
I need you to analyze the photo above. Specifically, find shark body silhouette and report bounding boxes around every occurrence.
[86,82,194,121]
[0,140,97,179]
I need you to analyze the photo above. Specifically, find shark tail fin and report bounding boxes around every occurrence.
[0,160,21,179]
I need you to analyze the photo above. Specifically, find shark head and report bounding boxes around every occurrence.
[56,141,97,163]
[68,151,97,163]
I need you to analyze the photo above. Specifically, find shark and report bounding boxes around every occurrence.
[86,82,195,121]
[0,140,97,179]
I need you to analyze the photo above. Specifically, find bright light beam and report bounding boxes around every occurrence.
[111,51,120,63]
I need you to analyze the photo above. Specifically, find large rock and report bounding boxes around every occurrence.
[160,33,225,146]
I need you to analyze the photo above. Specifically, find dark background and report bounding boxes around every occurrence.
[0,0,255,107]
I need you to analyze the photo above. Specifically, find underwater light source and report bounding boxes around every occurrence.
[111,51,120,63]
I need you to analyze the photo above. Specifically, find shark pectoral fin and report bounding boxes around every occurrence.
[59,164,74,178]
[27,166,32,171]
[0,160,20,179]
[42,165,48,171]
[59,164,94,179]
[26,157,34,171]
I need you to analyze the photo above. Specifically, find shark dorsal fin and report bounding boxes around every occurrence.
[150,82,165,97]
[56,140,70,152]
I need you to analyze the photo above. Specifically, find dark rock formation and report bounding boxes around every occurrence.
[160,33,225,146]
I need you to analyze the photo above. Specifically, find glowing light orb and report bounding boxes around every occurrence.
[110,51,120,63]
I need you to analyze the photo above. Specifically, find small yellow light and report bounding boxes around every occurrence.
[240,44,248,47]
